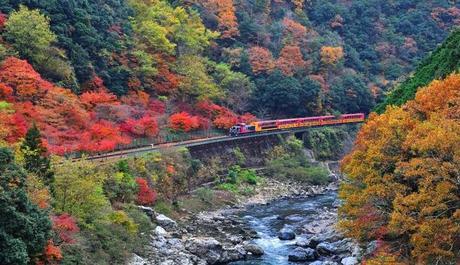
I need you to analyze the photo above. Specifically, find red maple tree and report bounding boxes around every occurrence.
[136,178,157,205]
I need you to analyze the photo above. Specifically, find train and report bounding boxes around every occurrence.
[229,113,365,136]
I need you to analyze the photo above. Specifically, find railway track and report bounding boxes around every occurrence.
[86,123,361,162]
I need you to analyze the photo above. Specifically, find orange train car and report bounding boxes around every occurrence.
[229,113,365,136]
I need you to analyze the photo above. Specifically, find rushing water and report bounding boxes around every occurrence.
[230,191,338,265]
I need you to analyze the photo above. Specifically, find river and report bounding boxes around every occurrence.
[230,190,338,265]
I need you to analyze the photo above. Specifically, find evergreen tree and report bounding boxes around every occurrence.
[0,147,51,265]
[21,124,54,187]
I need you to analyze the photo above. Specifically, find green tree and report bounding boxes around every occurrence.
[20,124,54,188]
[210,62,255,112]
[330,73,374,113]
[174,55,222,100]
[4,5,56,62]
[253,70,320,117]
[53,158,109,223]
[0,147,51,265]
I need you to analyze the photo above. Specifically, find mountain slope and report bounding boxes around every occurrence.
[375,29,460,113]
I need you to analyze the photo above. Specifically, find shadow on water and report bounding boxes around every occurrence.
[230,191,337,265]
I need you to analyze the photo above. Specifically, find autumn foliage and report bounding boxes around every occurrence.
[320,46,344,65]
[201,0,239,38]
[248,46,275,74]
[168,111,200,132]
[276,45,307,76]
[135,178,157,205]
[43,240,63,264]
[339,74,460,264]
[52,214,79,244]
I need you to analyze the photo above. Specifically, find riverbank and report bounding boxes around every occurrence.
[129,174,366,265]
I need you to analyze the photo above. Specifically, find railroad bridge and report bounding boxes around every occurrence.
[88,124,359,164]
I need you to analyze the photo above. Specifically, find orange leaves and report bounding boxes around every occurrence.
[0,83,13,101]
[408,73,460,119]
[135,178,157,205]
[282,18,308,44]
[340,74,460,264]
[43,240,62,264]
[168,111,200,132]
[213,111,238,129]
[0,57,53,102]
[248,46,275,74]
[201,0,239,39]
[276,45,307,76]
[320,46,344,65]
[80,89,118,110]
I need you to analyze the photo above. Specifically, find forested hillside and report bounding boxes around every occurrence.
[0,1,459,265]
[0,0,458,153]
[340,29,460,264]
[375,29,460,112]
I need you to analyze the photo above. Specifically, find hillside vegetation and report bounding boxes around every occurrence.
[340,36,460,264]
[0,1,458,153]
[0,1,459,264]
[375,29,460,112]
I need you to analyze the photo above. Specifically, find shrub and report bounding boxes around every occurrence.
[195,187,214,203]
[217,183,239,193]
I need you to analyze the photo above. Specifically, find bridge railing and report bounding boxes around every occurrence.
[116,129,225,150]
[65,129,226,159]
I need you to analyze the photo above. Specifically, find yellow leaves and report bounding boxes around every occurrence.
[340,74,460,263]
[320,46,344,65]
[108,211,138,235]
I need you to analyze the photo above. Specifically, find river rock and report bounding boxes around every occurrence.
[307,236,322,248]
[154,226,168,236]
[155,214,177,230]
[316,242,337,255]
[341,256,359,265]
[288,247,317,262]
[335,239,361,258]
[221,245,247,262]
[309,262,339,265]
[295,236,311,247]
[138,206,156,218]
[128,254,146,265]
[244,243,264,256]
[309,261,339,265]
[278,228,296,240]
[185,237,223,264]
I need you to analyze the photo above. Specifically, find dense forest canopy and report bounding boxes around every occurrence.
[0,1,459,264]
[0,0,458,153]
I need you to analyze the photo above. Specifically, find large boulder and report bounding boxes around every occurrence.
[287,247,317,262]
[341,256,359,265]
[244,243,264,256]
[185,237,223,265]
[278,227,296,240]
[155,214,177,230]
[316,242,337,256]
[295,236,311,247]
[220,245,247,263]
[307,236,322,248]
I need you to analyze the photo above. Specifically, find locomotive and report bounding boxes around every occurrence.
[229,113,365,137]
